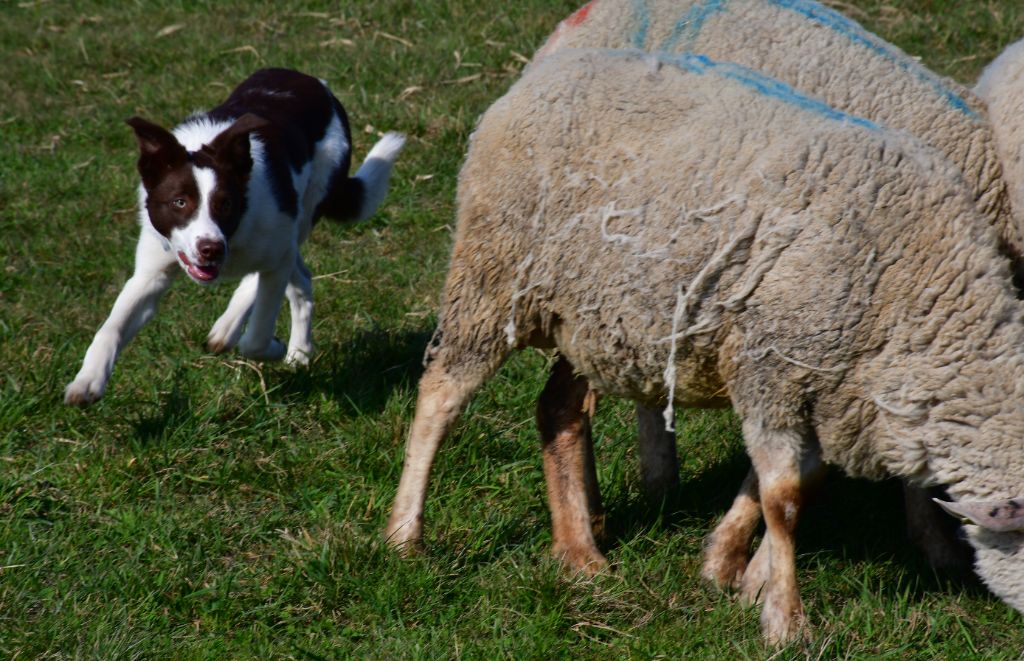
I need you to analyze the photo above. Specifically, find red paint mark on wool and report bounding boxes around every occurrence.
[565,1,596,27]
[535,1,597,59]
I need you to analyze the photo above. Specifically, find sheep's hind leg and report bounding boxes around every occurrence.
[538,356,607,575]
[386,354,501,553]
[635,404,680,501]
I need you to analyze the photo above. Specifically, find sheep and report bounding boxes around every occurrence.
[533,0,1017,247]
[384,47,1024,644]
[535,0,1022,577]
[977,38,1024,253]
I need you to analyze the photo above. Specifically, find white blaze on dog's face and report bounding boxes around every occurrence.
[126,114,268,284]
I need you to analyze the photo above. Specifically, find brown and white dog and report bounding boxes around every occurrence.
[65,68,405,405]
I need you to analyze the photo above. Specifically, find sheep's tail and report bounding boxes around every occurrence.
[320,132,406,222]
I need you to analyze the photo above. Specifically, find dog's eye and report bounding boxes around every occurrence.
[171,198,187,209]
[219,199,232,214]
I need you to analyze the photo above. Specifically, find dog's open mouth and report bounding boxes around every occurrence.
[178,251,222,282]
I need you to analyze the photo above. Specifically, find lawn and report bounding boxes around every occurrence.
[2,0,1023,657]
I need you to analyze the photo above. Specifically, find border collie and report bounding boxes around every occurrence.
[65,68,405,405]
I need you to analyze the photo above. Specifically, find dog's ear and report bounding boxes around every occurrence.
[126,116,188,187]
[209,113,270,174]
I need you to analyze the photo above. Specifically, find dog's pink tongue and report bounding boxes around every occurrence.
[194,263,220,279]
[178,251,219,281]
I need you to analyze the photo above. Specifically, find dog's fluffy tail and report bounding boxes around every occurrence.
[320,132,406,222]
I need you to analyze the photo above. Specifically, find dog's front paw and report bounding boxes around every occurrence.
[285,346,311,368]
[207,329,240,354]
[207,314,247,354]
[207,337,232,354]
[238,336,286,362]
[64,374,107,406]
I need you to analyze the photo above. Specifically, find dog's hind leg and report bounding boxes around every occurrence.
[284,255,314,367]
[237,265,290,362]
[207,273,257,354]
[65,230,178,405]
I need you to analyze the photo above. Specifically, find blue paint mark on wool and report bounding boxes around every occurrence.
[767,0,976,118]
[630,0,651,48]
[659,0,729,51]
[668,52,881,130]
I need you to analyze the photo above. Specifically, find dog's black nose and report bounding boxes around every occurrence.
[196,238,225,262]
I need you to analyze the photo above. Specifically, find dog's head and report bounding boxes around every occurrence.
[127,114,269,284]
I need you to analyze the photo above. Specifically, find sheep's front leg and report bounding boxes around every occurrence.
[703,468,761,589]
[538,357,607,575]
[707,451,825,593]
[742,418,809,645]
[904,483,972,570]
[635,404,680,500]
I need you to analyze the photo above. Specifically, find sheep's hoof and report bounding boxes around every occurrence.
[386,536,425,558]
[760,595,809,646]
[391,538,425,557]
[701,549,748,591]
[701,526,755,590]
[552,543,609,576]
[384,518,424,557]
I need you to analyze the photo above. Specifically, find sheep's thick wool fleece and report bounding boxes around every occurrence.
[535,0,1018,256]
[977,39,1024,239]
[445,49,1024,502]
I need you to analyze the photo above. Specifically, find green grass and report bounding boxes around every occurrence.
[2,0,1024,657]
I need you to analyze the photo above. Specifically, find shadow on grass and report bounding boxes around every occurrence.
[122,329,429,447]
[601,448,982,601]
[273,327,432,415]
[130,367,194,445]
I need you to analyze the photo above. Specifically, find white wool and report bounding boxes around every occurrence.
[976,38,1024,239]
